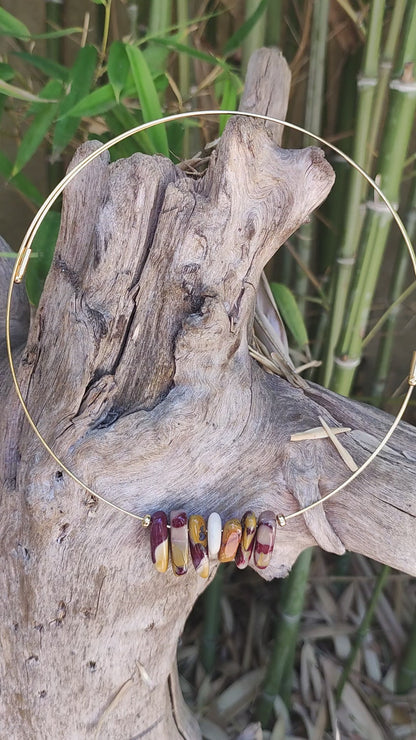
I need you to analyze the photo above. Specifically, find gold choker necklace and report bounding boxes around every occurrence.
[6,110,416,579]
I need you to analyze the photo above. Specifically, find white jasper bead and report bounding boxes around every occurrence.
[207,512,222,559]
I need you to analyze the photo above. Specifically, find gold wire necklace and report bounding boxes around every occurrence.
[6,110,416,578]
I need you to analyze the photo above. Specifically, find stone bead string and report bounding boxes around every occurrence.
[149,510,276,578]
[5,110,416,575]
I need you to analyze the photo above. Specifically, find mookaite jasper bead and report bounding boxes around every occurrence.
[254,510,276,569]
[235,510,257,569]
[188,515,209,578]
[218,518,242,562]
[170,510,189,576]
[150,511,169,573]
[207,512,222,559]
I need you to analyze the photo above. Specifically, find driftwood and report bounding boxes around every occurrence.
[1,49,415,738]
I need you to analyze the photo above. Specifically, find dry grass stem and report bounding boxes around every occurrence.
[318,416,358,471]
[290,426,351,442]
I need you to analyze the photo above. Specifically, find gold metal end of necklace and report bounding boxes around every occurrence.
[409,351,416,387]
[277,514,286,527]
[15,247,32,284]
[142,514,152,528]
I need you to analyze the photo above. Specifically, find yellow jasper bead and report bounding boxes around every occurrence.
[242,511,257,551]
[189,515,209,578]
[218,518,242,563]
[254,510,276,569]
[235,510,257,570]
[189,515,207,547]
[150,511,169,573]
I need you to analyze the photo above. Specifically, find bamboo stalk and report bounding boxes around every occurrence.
[311,52,360,373]
[46,0,64,65]
[99,0,112,64]
[294,0,329,315]
[255,548,313,727]
[177,0,191,158]
[396,608,416,693]
[148,0,171,35]
[319,0,405,281]
[371,178,416,402]
[177,0,190,101]
[241,0,268,75]
[363,280,416,352]
[45,0,64,192]
[331,4,416,396]
[126,0,139,40]
[321,0,386,388]
[200,565,224,675]
[364,0,408,175]
[318,50,359,276]
[146,0,172,81]
[265,0,283,47]
[336,564,390,703]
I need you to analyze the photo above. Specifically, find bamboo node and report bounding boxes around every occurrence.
[334,356,360,369]
[336,257,355,265]
[366,200,398,214]
[357,75,377,88]
[390,79,416,93]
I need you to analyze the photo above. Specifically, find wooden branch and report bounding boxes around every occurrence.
[0,236,29,391]
[1,48,415,739]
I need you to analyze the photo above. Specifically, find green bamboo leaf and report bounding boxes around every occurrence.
[25,211,61,306]
[26,77,62,112]
[166,121,185,161]
[12,79,63,177]
[0,151,43,205]
[105,104,156,156]
[153,35,227,68]
[53,46,98,156]
[0,8,30,39]
[0,63,14,81]
[224,0,268,56]
[58,46,98,117]
[104,111,140,159]
[0,79,56,104]
[270,282,309,348]
[142,43,169,77]
[29,27,83,40]
[125,44,169,156]
[61,83,116,118]
[216,74,241,134]
[13,52,70,82]
[153,72,169,94]
[108,41,130,103]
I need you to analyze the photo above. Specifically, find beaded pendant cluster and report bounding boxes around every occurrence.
[149,509,285,577]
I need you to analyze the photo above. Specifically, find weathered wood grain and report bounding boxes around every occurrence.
[0,48,415,739]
